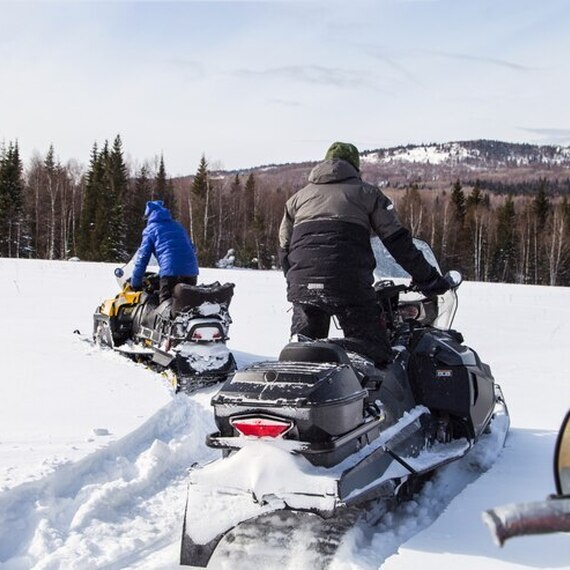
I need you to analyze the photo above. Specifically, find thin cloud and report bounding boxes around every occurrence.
[518,127,570,143]
[236,65,375,90]
[359,45,423,87]
[427,49,533,71]
[520,127,570,136]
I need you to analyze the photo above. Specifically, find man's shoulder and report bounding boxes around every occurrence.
[359,179,381,194]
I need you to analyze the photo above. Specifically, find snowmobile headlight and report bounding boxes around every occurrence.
[231,416,293,438]
[399,303,421,320]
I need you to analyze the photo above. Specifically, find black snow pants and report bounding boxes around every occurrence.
[290,301,393,366]
[159,275,198,303]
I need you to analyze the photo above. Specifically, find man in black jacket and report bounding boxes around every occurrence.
[278,141,449,366]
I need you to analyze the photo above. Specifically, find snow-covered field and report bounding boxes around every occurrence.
[1,257,569,569]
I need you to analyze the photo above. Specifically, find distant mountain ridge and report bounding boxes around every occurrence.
[173,139,570,196]
[361,140,570,169]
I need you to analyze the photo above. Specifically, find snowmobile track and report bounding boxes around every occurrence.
[208,509,361,569]
[192,406,509,570]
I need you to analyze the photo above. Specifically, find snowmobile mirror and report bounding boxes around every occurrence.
[554,410,570,496]
[114,267,124,278]
[445,270,463,288]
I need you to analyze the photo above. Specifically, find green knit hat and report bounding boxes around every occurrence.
[325,141,360,170]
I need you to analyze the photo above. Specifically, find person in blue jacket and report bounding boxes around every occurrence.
[131,200,199,302]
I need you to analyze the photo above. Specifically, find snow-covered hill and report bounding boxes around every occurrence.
[1,258,569,569]
[361,140,570,168]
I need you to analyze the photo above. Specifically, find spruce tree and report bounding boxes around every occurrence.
[0,141,24,257]
[493,196,517,282]
[533,180,550,226]
[451,179,466,224]
[78,143,100,260]
[531,181,551,284]
[101,135,128,261]
[192,155,208,200]
[466,179,483,209]
[92,141,111,260]
[154,154,175,213]
[190,154,210,262]
[125,164,152,254]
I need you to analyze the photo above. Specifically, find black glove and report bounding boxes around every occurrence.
[414,271,450,297]
[127,278,142,292]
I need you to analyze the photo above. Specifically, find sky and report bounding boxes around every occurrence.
[1,0,570,175]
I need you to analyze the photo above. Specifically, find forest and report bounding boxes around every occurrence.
[1,136,569,286]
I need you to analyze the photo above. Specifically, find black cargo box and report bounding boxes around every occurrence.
[212,357,368,445]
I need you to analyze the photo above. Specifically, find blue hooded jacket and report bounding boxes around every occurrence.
[131,201,199,288]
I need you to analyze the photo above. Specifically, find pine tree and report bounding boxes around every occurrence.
[466,179,483,209]
[125,164,152,253]
[189,154,211,263]
[533,180,550,226]
[153,154,175,214]
[77,143,101,259]
[0,141,25,257]
[92,141,111,260]
[451,179,466,224]
[531,181,551,284]
[493,195,517,282]
[100,135,128,261]
[192,155,208,200]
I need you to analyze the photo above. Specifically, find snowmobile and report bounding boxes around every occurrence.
[93,254,236,393]
[180,239,509,567]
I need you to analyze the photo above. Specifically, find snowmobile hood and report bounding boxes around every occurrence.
[144,200,172,223]
[308,159,360,185]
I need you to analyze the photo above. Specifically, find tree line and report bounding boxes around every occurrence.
[1,138,568,285]
[398,179,570,286]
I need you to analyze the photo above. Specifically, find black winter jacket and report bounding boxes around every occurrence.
[279,159,437,305]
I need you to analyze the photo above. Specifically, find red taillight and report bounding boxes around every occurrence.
[231,417,293,438]
[191,326,222,341]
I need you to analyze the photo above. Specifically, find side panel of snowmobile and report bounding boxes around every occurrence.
[408,329,495,438]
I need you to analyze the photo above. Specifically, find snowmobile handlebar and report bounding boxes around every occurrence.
[394,269,463,296]
[483,497,570,546]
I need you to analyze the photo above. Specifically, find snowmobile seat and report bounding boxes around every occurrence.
[172,282,235,315]
[279,341,352,365]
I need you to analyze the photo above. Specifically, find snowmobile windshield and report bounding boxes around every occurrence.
[372,237,458,331]
[114,251,159,288]
[430,288,458,330]
[372,237,440,280]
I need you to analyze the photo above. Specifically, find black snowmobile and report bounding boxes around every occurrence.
[180,239,509,566]
[93,254,236,393]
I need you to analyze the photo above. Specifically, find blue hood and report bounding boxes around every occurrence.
[145,200,172,223]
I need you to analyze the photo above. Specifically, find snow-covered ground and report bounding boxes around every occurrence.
[0,257,569,569]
